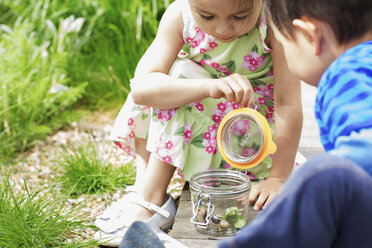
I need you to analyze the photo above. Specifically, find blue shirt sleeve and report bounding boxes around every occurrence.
[329,128,372,176]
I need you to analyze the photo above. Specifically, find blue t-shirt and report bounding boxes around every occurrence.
[315,40,372,176]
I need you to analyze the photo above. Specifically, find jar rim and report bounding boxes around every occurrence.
[189,169,251,196]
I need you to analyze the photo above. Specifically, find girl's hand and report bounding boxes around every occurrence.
[248,177,284,211]
[207,73,255,107]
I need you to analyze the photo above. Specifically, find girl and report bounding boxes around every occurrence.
[96,0,303,245]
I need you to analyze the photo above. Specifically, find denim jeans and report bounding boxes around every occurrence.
[218,154,372,248]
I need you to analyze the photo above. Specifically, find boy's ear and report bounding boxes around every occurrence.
[292,17,321,56]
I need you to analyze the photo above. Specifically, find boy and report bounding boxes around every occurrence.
[219,0,372,247]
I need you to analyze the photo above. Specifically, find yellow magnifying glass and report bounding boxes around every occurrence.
[217,107,277,169]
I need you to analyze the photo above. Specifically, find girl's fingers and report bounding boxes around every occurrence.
[212,79,232,101]
[240,82,254,107]
[262,193,277,210]
[231,74,254,107]
[225,75,244,104]
[253,191,269,211]
[220,79,235,102]
[248,187,260,205]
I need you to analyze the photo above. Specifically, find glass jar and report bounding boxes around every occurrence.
[189,169,256,236]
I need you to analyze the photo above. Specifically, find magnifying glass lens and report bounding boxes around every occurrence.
[222,115,263,163]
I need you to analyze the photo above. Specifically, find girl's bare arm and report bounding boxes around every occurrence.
[131,0,210,108]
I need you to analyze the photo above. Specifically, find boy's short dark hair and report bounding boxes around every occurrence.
[261,0,372,44]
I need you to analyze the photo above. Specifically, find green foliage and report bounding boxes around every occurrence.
[1,0,170,107]
[0,172,100,247]
[222,207,245,229]
[56,141,135,196]
[0,0,171,160]
[0,23,86,161]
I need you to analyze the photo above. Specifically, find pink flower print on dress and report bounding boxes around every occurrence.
[165,141,174,149]
[183,123,192,145]
[242,52,266,72]
[209,41,218,48]
[128,118,134,126]
[212,100,238,125]
[265,108,275,123]
[212,114,222,124]
[128,131,135,138]
[217,65,232,76]
[195,101,204,112]
[257,97,267,105]
[115,142,136,158]
[202,124,218,154]
[194,30,206,42]
[141,105,151,114]
[186,37,193,43]
[188,101,204,112]
[191,40,199,48]
[205,144,216,154]
[253,86,260,92]
[223,163,231,169]
[162,155,172,163]
[211,62,219,68]
[203,132,211,140]
[257,85,272,97]
[217,102,227,112]
[265,113,273,119]
[258,16,265,28]
[155,108,177,123]
[123,146,131,154]
[200,48,207,53]
[184,130,192,139]
[199,58,213,66]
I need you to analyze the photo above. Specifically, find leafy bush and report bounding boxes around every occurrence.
[0,0,170,160]
[0,23,86,161]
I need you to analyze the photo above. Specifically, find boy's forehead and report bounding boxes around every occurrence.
[188,0,255,15]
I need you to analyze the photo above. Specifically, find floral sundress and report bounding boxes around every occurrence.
[109,1,277,181]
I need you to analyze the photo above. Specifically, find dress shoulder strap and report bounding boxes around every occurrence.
[180,0,195,41]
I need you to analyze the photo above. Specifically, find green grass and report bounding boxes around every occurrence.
[56,141,136,196]
[0,0,171,160]
[0,172,101,247]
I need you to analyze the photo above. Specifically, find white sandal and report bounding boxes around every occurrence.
[95,194,177,247]
[96,186,138,222]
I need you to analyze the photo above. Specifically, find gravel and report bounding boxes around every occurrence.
[10,110,184,242]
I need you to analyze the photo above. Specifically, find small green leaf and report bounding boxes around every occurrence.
[222,60,236,73]
[234,215,245,229]
[175,127,184,136]
[191,134,205,148]
[202,53,212,60]
[252,44,258,53]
